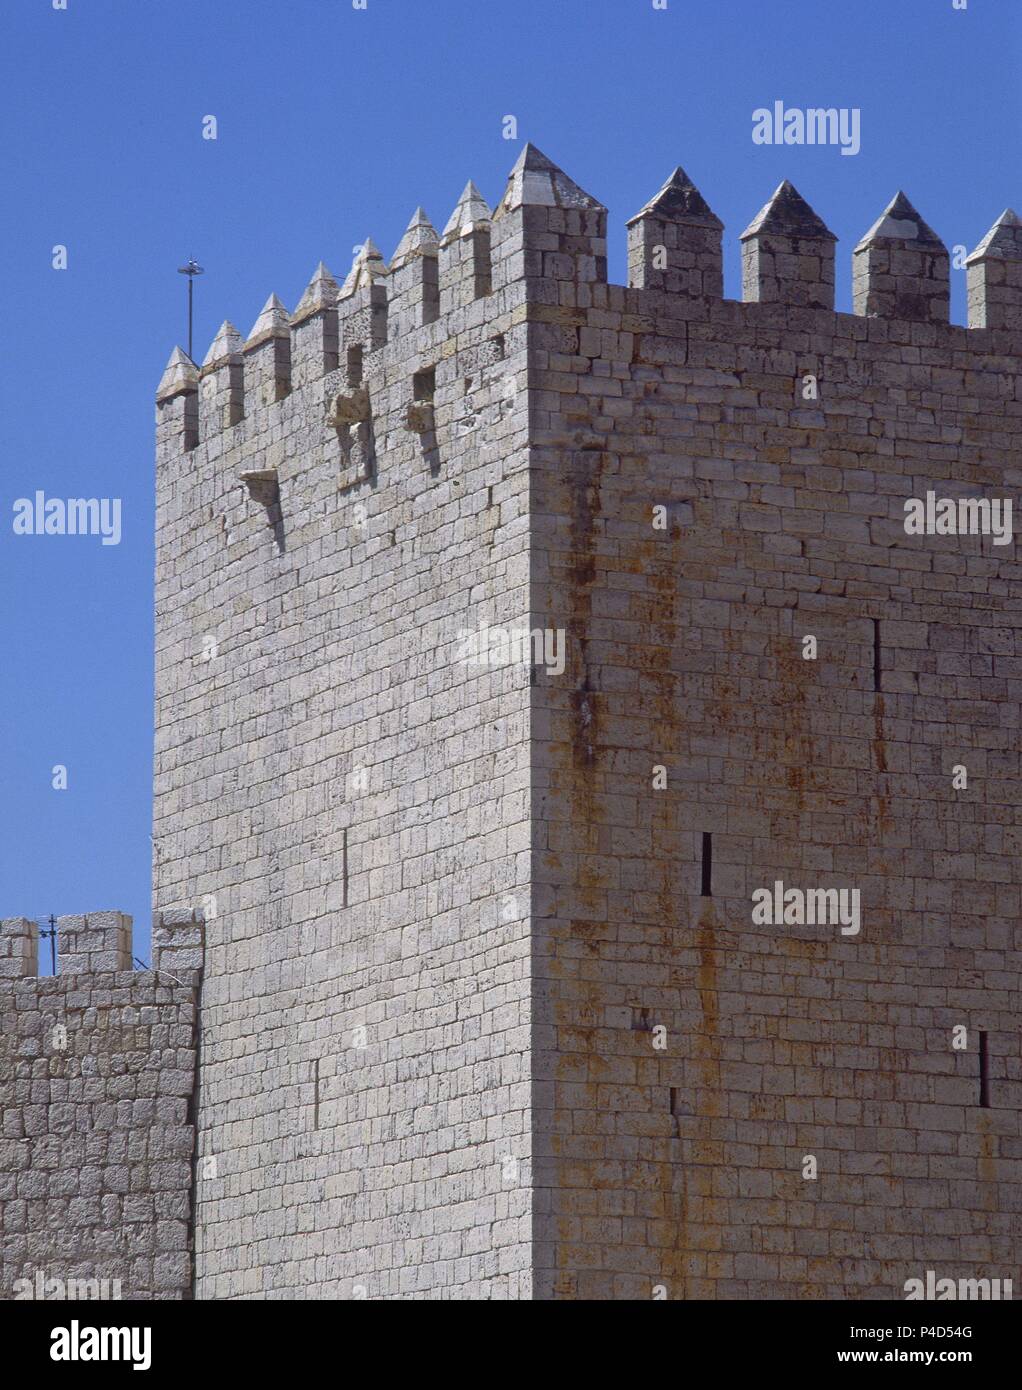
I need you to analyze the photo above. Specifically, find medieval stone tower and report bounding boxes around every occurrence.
[3,145,1021,1300]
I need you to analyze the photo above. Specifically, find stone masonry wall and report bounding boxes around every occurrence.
[154,181,534,1297]
[528,169,1022,1297]
[0,911,203,1301]
[149,145,1022,1299]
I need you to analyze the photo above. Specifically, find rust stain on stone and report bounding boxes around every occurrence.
[873,693,888,775]
[550,456,705,1297]
[647,532,691,1300]
[872,693,892,846]
[652,900,725,1300]
[549,451,609,1292]
[567,455,603,777]
[696,903,720,1043]
[773,628,811,810]
[976,1116,998,1210]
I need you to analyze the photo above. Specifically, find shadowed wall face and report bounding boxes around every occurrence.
[529,171,1022,1299]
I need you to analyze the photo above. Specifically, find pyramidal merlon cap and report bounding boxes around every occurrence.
[441,182,491,241]
[391,207,440,267]
[855,191,945,250]
[627,166,721,228]
[201,321,243,369]
[339,238,387,297]
[966,207,1022,263]
[494,143,605,216]
[156,346,199,401]
[245,294,290,347]
[293,262,339,322]
[741,180,835,242]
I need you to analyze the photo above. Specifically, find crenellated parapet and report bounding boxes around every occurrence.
[337,237,389,363]
[155,347,199,455]
[147,142,1022,1303]
[155,143,1021,456]
[852,191,949,322]
[439,182,492,312]
[290,261,339,387]
[57,909,133,973]
[741,179,837,309]
[966,208,1022,330]
[627,165,723,297]
[0,911,204,1300]
[389,208,440,336]
[0,917,38,978]
[243,295,291,406]
[492,144,606,297]
[0,909,205,981]
[199,321,244,437]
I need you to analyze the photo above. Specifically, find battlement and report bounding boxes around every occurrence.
[0,910,204,980]
[156,145,1021,457]
[0,910,204,1301]
[146,142,1022,1300]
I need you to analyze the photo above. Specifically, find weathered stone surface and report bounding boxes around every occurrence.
[741,180,837,308]
[853,191,950,321]
[627,167,723,298]
[966,208,1022,330]
[156,346,199,403]
[0,914,202,1300]
[339,238,387,298]
[8,145,1022,1305]
[150,143,1020,1299]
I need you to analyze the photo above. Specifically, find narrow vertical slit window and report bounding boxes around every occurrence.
[342,828,349,908]
[701,832,712,898]
[312,1058,320,1129]
[873,618,881,692]
[979,1030,990,1108]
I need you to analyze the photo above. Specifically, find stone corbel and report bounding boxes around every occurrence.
[327,387,371,428]
[239,468,280,507]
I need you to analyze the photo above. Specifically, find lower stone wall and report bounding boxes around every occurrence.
[0,912,203,1302]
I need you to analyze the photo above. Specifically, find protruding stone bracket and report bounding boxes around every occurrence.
[337,437,375,494]
[327,387,371,429]
[239,468,280,508]
[405,402,435,434]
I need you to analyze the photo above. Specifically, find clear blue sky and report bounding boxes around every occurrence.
[1,0,1018,966]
